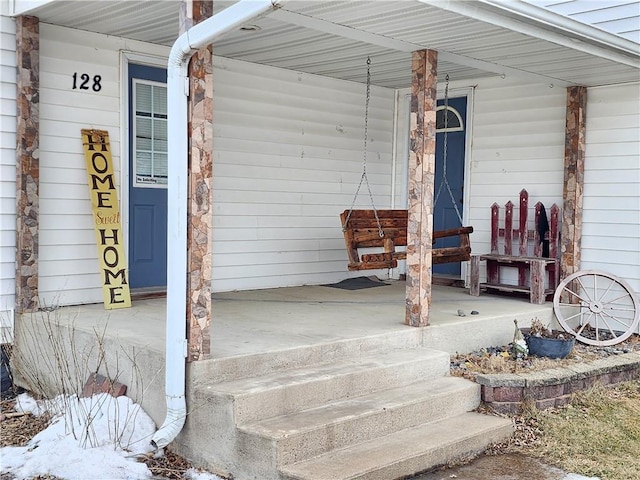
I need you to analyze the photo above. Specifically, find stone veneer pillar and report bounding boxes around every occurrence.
[15,16,40,314]
[405,50,438,327]
[561,86,587,283]
[180,0,213,361]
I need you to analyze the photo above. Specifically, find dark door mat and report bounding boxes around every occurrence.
[322,276,390,290]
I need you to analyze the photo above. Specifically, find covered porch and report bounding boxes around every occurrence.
[5,0,637,476]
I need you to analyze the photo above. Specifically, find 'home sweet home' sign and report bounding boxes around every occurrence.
[81,129,131,309]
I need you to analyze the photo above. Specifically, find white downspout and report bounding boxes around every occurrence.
[151,0,280,450]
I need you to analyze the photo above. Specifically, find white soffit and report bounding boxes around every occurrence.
[12,0,181,44]
[9,0,640,88]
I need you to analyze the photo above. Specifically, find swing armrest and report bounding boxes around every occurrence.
[433,226,474,239]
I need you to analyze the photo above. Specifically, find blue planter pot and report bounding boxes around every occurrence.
[525,334,575,359]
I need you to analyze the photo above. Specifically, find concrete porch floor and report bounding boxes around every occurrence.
[51,280,555,358]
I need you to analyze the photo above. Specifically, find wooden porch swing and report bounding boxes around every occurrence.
[340,65,473,271]
[340,209,473,271]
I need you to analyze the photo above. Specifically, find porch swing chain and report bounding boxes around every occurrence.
[434,74,464,225]
[342,57,384,237]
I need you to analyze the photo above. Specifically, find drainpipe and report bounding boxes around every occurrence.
[151,0,280,450]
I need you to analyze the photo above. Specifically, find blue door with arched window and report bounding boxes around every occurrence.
[433,96,467,276]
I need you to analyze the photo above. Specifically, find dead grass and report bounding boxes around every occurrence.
[527,381,640,480]
[0,398,51,448]
[139,449,194,480]
[470,334,640,479]
[459,351,571,377]
[488,381,640,480]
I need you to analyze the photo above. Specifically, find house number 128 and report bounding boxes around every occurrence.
[72,73,102,92]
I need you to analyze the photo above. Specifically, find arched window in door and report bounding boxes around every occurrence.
[436,105,464,132]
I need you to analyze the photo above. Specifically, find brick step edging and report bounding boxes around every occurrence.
[476,352,640,414]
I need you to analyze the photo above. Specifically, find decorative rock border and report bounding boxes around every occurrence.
[476,352,640,414]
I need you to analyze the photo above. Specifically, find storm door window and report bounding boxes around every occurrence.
[436,105,464,133]
[133,80,168,187]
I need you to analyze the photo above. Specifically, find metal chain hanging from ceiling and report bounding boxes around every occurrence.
[434,74,464,226]
[342,56,384,238]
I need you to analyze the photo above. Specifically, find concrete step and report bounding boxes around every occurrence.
[239,376,480,469]
[198,347,450,424]
[191,329,424,383]
[279,412,514,480]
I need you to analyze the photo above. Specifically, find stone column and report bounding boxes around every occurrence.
[180,0,213,361]
[561,86,586,283]
[15,16,40,314]
[405,50,437,327]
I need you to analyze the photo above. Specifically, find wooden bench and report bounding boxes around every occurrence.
[469,189,560,304]
[340,209,473,271]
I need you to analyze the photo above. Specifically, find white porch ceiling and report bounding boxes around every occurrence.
[13,0,640,88]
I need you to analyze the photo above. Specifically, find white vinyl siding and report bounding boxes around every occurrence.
[37,24,168,307]
[0,12,16,341]
[34,24,394,303]
[465,76,566,286]
[582,83,640,300]
[211,56,395,291]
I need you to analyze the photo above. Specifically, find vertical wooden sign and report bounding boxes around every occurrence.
[81,129,131,309]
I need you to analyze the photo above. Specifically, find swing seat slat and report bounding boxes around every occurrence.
[340,209,473,271]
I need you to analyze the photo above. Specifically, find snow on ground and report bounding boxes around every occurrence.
[0,393,222,480]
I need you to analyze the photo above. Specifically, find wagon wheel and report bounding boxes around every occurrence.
[553,270,639,346]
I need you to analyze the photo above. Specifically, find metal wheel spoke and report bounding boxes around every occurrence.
[605,304,636,313]
[603,292,633,305]
[576,275,595,303]
[561,309,586,323]
[597,314,620,339]
[561,286,590,304]
[597,278,616,303]
[601,309,632,329]
[575,320,590,337]
[592,313,604,341]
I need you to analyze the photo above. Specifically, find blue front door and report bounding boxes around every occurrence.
[433,96,467,276]
[128,64,168,289]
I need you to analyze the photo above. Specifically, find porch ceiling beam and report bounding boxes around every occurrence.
[421,0,640,68]
[271,7,572,87]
